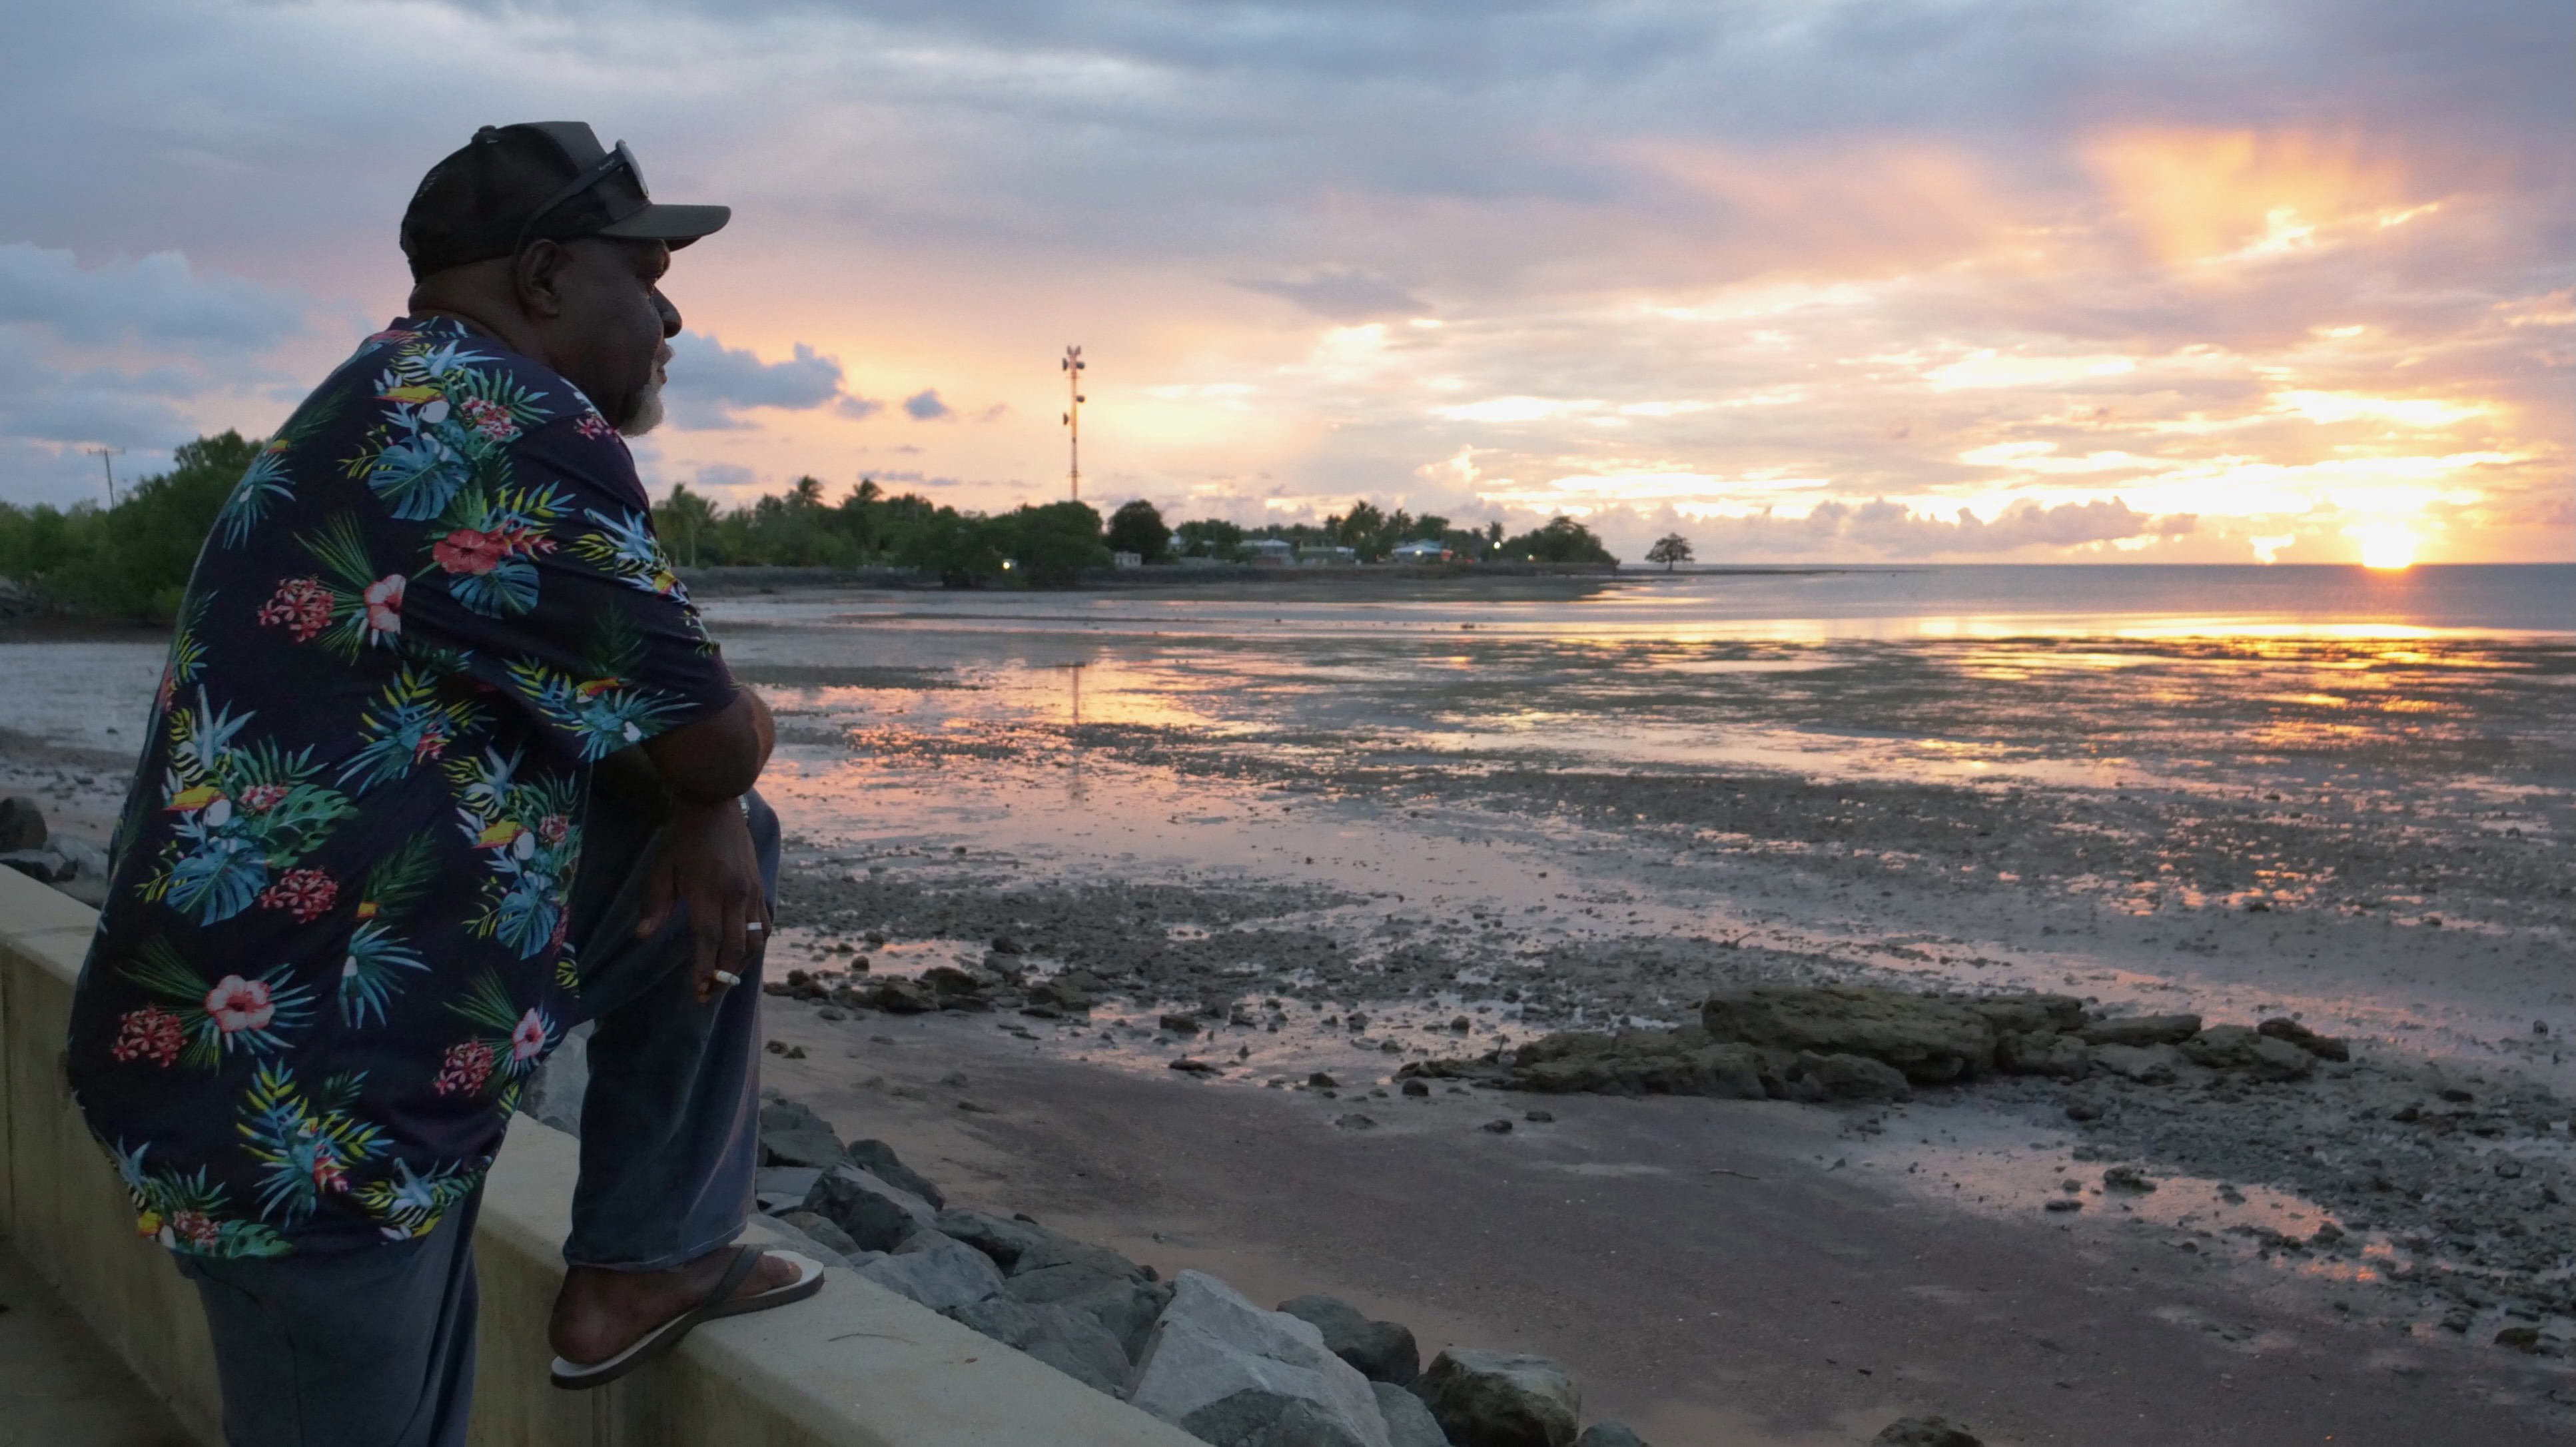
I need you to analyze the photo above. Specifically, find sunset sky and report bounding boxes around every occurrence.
[3,0,2568,563]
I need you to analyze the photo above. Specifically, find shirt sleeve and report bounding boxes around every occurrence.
[403,405,737,763]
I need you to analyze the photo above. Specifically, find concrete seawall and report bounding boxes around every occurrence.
[0,868,1200,1446]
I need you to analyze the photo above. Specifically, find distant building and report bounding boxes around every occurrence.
[1112,551,1144,570]
[1390,539,1451,563]
[1297,544,1358,566]
[1244,538,1296,564]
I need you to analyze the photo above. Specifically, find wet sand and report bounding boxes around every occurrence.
[757,1004,2558,1446]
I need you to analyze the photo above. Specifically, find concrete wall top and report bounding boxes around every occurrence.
[0,867,1202,1447]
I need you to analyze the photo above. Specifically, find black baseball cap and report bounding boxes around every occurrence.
[400,122,729,280]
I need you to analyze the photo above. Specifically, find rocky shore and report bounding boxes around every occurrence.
[746,1083,1986,1447]
[756,914,2576,1362]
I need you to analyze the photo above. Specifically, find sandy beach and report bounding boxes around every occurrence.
[10,564,2573,1444]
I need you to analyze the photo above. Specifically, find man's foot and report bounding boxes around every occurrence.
[550,1247,806,1366]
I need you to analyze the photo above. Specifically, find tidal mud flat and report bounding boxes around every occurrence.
[10,570,2574,1442]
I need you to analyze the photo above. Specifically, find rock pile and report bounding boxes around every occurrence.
[1401,987,2348,1105]
[766,956,1108,1021]
[0,797,109,905]
[753,1091,1676,1447]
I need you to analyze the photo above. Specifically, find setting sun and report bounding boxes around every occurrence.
[2358,524,2418,570]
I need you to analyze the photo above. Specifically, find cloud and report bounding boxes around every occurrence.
[1679,496,2199,560]
[662,331,857,430]
[1236,270,1430,321]
[903,389,953,421]
[0,242,308,352]
[0,242,327,504]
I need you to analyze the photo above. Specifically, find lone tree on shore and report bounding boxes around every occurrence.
[1645,532,1694,571]
[1105,498,1170,562]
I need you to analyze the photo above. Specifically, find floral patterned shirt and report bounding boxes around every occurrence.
[65,316,737,1258]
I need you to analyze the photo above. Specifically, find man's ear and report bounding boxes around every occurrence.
[513,240,572,320]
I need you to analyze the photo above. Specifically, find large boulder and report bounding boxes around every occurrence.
[1128,1271,1394,1447]
[1873,1416,1984,1447]
[2076,1014,2202,1049]
[855,1230,1008,1311]
[759,1099,849,1169]
[1374,1382,1452,1447]
[2177,1026,2314,1081]
[1953,995,2085,1037]
[847,1138,946,1208]
[1505,1032,1765,1099]
[1412,1349,1580,1447]
[0,797,47,852]
[945,1297,1134,1396]
[1056,1274,1176,1362]
[937,1208,1054,1270]
[803,1165,938,1252]
[1279,1295,1422,1384]
[1699,988,1996,1084]
[2256,1017,2350,1062]
[1994,1031,2091,1079]
[868,977,937,1014]
[755,1165,825,1214]
[1787,1051,1912,1103]
[775,1208,865,1261]
[2088,1043,2180,1085]
[1004,1230,1156,1302]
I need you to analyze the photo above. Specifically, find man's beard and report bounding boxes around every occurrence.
[617,345,672,436]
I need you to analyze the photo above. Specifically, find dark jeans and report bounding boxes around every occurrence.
[177,789,778,1447]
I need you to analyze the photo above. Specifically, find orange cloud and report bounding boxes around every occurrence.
[1618,136,2007,274]
[2084,129,2420,263]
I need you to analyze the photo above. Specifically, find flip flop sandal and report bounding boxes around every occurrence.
[549,1245,825,1390]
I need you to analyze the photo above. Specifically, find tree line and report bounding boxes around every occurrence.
[656,481,1621,573]
[0,432,1654,622]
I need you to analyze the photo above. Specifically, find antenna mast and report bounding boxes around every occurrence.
[85,446,125,506]
[1061,345,1085,500]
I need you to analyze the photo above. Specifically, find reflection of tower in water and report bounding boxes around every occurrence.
[1063,662,1086,805]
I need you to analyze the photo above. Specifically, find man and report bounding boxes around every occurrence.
[63,123,821,1445]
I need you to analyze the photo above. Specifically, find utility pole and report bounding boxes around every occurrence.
[85,446,125,506]
[1061,345,1085,501]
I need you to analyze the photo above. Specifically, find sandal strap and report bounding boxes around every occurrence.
[703,1244,765,1310]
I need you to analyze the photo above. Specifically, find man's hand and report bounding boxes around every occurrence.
[634,799,770,1004]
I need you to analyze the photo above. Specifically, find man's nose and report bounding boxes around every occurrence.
[652,287,681,338]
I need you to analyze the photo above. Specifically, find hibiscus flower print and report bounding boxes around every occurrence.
[203,976,277,1035]
[256,868,339,923]
[255,578,334,642]
[362,574,405,638]
[110,1007,185,1067]
[576,412,617,442]
[433,524,552,578]
[509,1009,550,1064]
[458,396,521,443]
[433,528,510,576]
[168,1209,221,1251]
[433,1040,498,1097]
[238,783,289,813]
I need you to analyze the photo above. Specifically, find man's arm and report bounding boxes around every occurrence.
[628,687,777,1002]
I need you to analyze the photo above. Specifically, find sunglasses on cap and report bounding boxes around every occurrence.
[516,139,649,256]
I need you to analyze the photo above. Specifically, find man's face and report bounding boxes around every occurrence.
[543,239,680,434]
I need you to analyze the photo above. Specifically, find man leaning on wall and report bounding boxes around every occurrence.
[61,122,824,1445]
